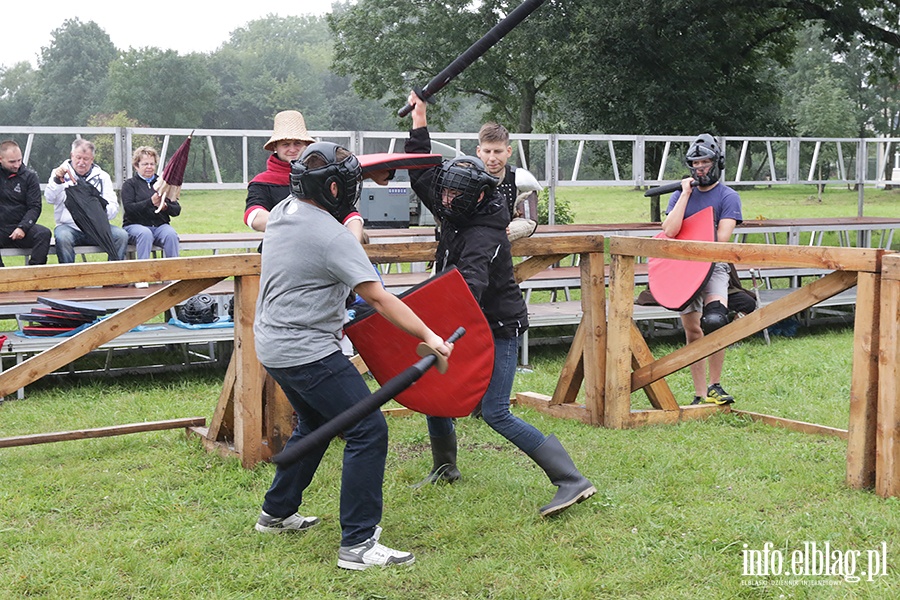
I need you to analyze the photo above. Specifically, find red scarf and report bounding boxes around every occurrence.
[250,154,291,185]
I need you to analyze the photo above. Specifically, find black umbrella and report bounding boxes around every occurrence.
[64,178,121,261]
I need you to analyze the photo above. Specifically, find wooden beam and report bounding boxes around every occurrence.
[732,410,848,440]
[604,253,634,428]
[0,254,259,293]
[207,352,236,442]
[626,404,722,427]
[550,317,585,406]
[233,275,264,469]
[609,237,883,273]
[876,254,900,497]
[631,270,859,390]
[515,392,592,424]
[846,272,880,489]
[581,252,606,425]
[514,254,569,283]
[0,277,222,399]
[263,374,294,459]
[629,324,679,410]
[0,418,206,448]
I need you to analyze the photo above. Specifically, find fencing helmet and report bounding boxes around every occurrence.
[684,133,725,186]
[431,156,499,225]
[179,294,217,324]
[289,141,362,220]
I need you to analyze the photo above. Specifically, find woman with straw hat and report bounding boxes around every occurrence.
[244,110,363,238]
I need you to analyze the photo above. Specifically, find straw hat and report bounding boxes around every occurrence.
[263,110,317,151]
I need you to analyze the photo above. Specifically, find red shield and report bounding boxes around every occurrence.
[345,268,494,417]
[648,206,716,311]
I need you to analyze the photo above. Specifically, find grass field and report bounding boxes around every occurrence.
[0,183,899,598]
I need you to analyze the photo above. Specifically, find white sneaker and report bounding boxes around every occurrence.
[254,510,320,533]
[337,531,414,570]
[134,281,150,289]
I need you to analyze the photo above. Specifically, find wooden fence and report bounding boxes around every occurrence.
[1,236,898,498]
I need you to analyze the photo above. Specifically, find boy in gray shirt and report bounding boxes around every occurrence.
[253,142,451,571]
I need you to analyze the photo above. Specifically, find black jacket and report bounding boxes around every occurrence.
[407,127,528,338]
[0,163,42,233]
[121,174,182,227]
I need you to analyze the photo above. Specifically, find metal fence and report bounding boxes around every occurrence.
[3,126,898,221]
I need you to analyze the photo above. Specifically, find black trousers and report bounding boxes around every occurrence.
[0,224,52,266]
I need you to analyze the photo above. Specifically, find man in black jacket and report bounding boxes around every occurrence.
[0,140,51,266]
[404,91,595,518]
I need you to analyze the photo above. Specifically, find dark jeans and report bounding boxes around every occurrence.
[427,334,546,454]
[53,223,129,263]
[262,351,388,547]
[0,224,51,266]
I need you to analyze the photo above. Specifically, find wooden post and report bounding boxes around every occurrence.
[876,254,900,497]
[846,272,880,489]
[233,275,265,468]
[605,252,635,428]
[580,251,606,425]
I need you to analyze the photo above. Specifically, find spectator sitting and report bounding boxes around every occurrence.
[121,146,181,287]
[0,140,52,266]
[44,139,129,264]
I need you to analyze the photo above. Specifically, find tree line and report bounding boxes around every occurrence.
[1,1,897,177]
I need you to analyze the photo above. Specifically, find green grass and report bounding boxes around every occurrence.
[1,183,898,598]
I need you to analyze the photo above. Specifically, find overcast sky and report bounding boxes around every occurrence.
[1,1,336,70]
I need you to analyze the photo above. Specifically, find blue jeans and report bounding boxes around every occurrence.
[124,223,180,259]
[427,334,546,454]
[262,351,388,547]
[54,223,129,263]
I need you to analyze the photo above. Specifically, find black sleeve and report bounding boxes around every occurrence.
[19,168,43,231]
[405,127,439,217]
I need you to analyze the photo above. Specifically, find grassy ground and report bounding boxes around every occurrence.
[1,183,898,598]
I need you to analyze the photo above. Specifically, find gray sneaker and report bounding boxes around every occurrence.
[337,532,414,571]
[254,510,320,533]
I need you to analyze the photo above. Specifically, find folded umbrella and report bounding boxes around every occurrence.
[64,178,121,261]
[154,133,193,213]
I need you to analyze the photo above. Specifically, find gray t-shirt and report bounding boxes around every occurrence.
[254,198,379,368]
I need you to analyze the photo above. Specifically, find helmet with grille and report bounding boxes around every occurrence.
[179,294,217,324]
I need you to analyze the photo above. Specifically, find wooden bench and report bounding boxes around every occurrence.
[0,322,235,399]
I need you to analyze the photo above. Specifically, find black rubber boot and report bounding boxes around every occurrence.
[414,432,461,487]
[528,434,596,517]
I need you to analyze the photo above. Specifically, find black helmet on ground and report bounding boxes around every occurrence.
[684,133,725,186]
[289,142,362,221]
[179,294,217,324]
[431,155,499,225]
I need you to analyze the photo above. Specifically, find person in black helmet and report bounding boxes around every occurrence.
[404,90,595,518]
[661,133,743,406]
[252,141,452,571]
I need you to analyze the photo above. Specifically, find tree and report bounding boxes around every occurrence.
[32,19,117,126]
[0,62,39,126]
[330,0,568,135]
[105,48,220,128]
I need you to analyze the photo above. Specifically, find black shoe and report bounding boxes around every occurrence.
[706,383,735,405]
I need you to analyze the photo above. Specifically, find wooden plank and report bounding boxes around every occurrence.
[350,353,368,374]
[0,417,206,448]
[549,317,585,406]
[515,392,592,424]
[609,237,883,273]
[631,270,859,390]
[0,254,259,293]
[626,404,721,427]
[514,254,569,284]
[233,275,264,469]
[207,352,236,442]
[263,374,294,458]
[511,235,604,257]
[876,254,900,497]
[0,278,222,399]
[604,253,634,428]
[732,410,848,439]
[629,324,679,410]
[846,272,880,489]
[581,252,606,425]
